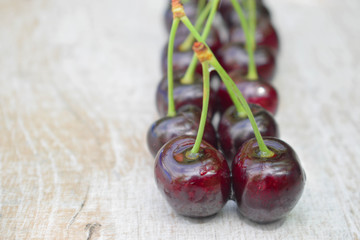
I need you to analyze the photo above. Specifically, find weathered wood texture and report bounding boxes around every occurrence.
[0,0,359,239]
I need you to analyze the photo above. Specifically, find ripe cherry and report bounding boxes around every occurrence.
[216,70,279,115]
[147,106,218,157]
[216,43,276,82]
[232,137,306,223]
[229,18,279,55]
[156,72,216,119]
[218,104,279,161]
[154,136,231,217]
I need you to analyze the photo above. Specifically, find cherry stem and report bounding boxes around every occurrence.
[231,0,258,80]
[181,16,245,115]
[179,1,212,52]
[190,62,210,155]
[230,0,250,50]
[211,59,272,157]
[197,0,207,17]
[246,0,258,80]
[248,0,256,49]
[181,18,274,157]
[167,18,180,117]
[182,0,219,84]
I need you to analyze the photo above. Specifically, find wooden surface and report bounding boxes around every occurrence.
[0,0,359,239]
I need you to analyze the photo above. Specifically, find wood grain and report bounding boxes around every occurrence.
[0,0,359,239]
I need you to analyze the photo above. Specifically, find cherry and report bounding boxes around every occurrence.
[216,43,276,82]
[229,17,279,55]
[232,137,306,223]
[161,45,198,74]
[154,136,231,217]
[156,71,216,119]
[147,106,218,157]
[161,27,222,74]
[216,70,279,115]
[218,104,279,161]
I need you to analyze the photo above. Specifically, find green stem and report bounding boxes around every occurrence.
[181,16,243,114]
[211,59,273,157]
[190,62,210,155]
[198,0,219,40]
[167,18,180,117]
[181,16,208,46]
[248,0,256,49]
[230,0,250,50]
[197,0,207,17]
[246,0,258,80]
[179,1,212,52]
[181,17,274,157]
[181,0,219,84]
[217,72,246,116]
[181,53,198,84]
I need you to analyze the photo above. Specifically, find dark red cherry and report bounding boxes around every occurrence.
[154,136,231,217]
[147,106,218,157]
[216,70,279,115]
[218,104,279,161]
[229,18,279,55]
[161,27,222,74]
[156,72,216,119]
[216,43,276,82]
[161,46,198,74]
[232,137,306,223]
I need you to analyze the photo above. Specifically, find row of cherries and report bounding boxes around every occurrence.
[147,0,306,223]
[160,0,279,116]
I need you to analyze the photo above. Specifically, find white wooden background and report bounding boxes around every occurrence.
[0,0,359,239]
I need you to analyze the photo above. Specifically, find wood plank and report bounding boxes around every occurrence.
[0,0,359,239]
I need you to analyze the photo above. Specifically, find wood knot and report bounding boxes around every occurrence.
[85,222,101,240]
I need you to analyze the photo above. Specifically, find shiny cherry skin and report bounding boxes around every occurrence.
[161,27,222,74]
[154,136,231,217]
[216,70,279,115]
[229,18,279,55]
[156,72,216,119]
[216,44,276,82]
[147,106,218,157]
[218,104,279,161]
[232,137,306,223]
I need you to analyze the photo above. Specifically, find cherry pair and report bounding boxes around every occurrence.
[154,135,305,223]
